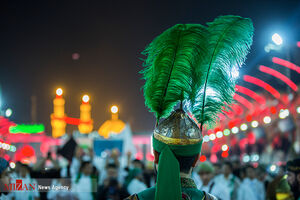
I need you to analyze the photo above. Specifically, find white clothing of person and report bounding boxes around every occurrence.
[0,193,10,200]
[72,174,93,200]
[47,179,76,200]
[11,174,40,200]
[253,179,265,200]
[127,178,147,195]
[214,173,240,200]
[237,178,258,200]
[198,179,230,200]
[70,157,81,181]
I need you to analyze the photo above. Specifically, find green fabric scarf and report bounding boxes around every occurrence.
[152,136,202,200]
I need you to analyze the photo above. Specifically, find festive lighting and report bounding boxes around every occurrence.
[251,121,259,128]
[297,107,300,114]
[223,129,230,136]
[244,75,280,99]
[82,95,90,103]
[251,154,260,162]
[0,142,16,152]
[210,154,218,163]
[221,151,229,158]
[272,57,300,74]
[240,123,248,131]
[259,65,298,91]
[9,162,16,169]
[56,88,63,96]
[199,155,207,162]
[235,85,266,104]
[279,109,289,119]
[243,155,250,162]
[111,106,119,114]
[209,134,216,141]
[5,108,12,117]
[216,131,223,138]
[52,89,66,138]
[246,115,252,122]
[231,127,239,134]
[9,124,45,134]
[203,135,210,142]
[21,145,35,157]
[222,144,229,151]
[79,95,93,134]
[270,164,277,172]
[263,116,272,124]
[233,94,253,110]
[270,107,277,114]
[272,33,283,45]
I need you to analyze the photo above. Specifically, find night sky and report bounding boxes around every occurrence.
[0,0,300,134]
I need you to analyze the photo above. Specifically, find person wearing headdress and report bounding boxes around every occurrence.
[0,158,10,200]
[286,158,300,200]
[196,162,230,200]
[126,15,253,200]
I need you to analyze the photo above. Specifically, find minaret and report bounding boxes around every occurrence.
[50,88,66,138]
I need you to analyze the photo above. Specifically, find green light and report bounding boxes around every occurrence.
[223,129,230,136]
[9,124,45,134]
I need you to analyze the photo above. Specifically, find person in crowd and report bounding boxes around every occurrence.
[11,163,40,200]
[196,161,230,200]
[30,152,61,200]
[72,161,97,200]
[126,168,147,195]
[0,158,10,200]
[47,164,77,200]
[70,147,84,180]
[286,158,300,200]
[213,163,222,177]
[143,161,156,188]
[131,159,144,170]
[9,161,22,180]
[215,161,240,200]
[237,165,258,200]
[254,165,267,200]
[97,163,129,200]
[275,176,294,200]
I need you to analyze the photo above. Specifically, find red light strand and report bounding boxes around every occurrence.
[235,85,266,104]
[272,57,300,74]
[259,65,298,91]
[243,75,280,99]
[233,94,253,110]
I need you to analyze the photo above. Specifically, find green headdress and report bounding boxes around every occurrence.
[141,15,253,200]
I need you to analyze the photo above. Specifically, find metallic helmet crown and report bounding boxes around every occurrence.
[154,109,202,145]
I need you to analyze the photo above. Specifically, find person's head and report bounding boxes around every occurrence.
[245,165,256,180]
[19,164,30,178]
[15,161,22,173]
[154,151,199,175]
[286,158,300,195]
[132,159,144,170]
[0,158,10,195]
[106,163,118,179]
[80,161,93,176]
[196,162,215,185]
[213,163,222,175]
[222,161,233,177]
[256,165,266,181]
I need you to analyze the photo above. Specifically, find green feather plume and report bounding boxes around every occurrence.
[189,15,254,129]
[141,15,253,128]
[141,24,207,121]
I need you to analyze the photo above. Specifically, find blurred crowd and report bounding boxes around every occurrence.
[0,146,299,200]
